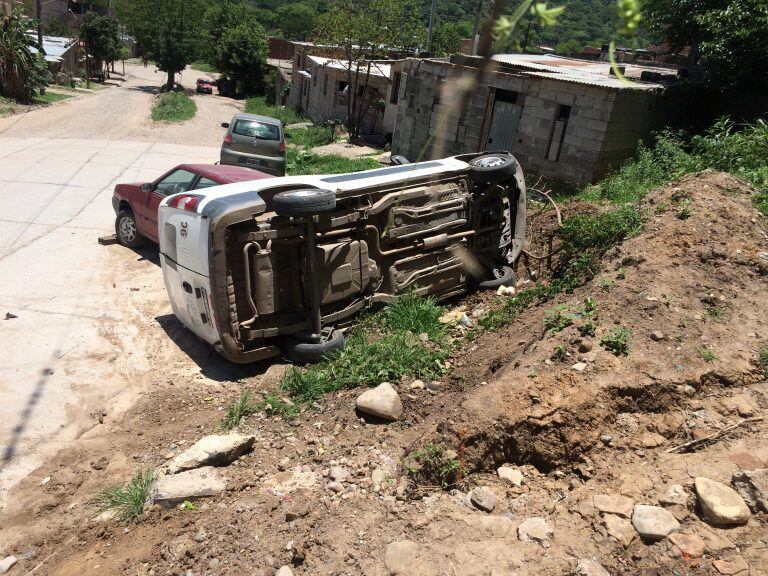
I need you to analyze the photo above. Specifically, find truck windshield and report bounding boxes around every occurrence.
[233,120,280,141]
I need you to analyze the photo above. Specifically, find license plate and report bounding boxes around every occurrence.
[239,157,261,166]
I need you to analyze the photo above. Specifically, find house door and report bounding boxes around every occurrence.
[486,89,525,151]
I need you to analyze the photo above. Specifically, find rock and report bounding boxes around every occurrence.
[640,432,666,448]
[418,333,429,343]
[371,468,387,484]
[384,540,418,575]
[731,468,768,513]
[668,533,705,558]
[658,484,688,507]
[469,486,497,512]
[326,481,344,493]
[571,362,588,372]
[603,514,635,547]
[517,517,553,543]
[576,558,610,576]
[167,434,255,474]
[328,466,348,482]
[593,494,634,518]
[649,331,665,341]
[151,467,225,508]
[410,379,425,390]
[712,558,750,575]
[696,524,736,552]
[275,566,294,576]
[263,467,316,496]
[355,383,403,421]
[694,477,751,525]
[497,466,524,487]
[0,556,17,574]
[438,309,464,324]
[631,504,680,540]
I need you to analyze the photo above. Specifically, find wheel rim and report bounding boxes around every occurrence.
[476,156,507,168]
[119,216,136,242]
[493,267,506,279]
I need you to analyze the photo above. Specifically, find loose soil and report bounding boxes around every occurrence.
[1,171,766,575]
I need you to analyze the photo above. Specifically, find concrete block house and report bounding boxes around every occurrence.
[390,54,679,184]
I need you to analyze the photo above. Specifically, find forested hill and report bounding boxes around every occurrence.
[247,0,653,50]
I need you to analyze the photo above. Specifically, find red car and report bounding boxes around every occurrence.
[196,78,214,94]
[112,164,272,247]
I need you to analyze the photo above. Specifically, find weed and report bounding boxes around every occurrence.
[655,202,669,214]
[616,268,626,280]
[221,389,258,430]
[287,149,380,175]
[91,468,156,523]
[599,277,614,290]
[698,347,718,362]
[258,394,299,419]
[544,305,573,335]
[406,444,462,488]
[706,305,724,322]
[375,291,445,340]
[583,297,599,316]
[676,200,693,220]
[551,344,567,362]
[758,346,768,377]
[286,125,334,148]
[179,500,197,511]
[578,321,596,337]
[528,369,537,379]
[600,327,630,356]
[151,91,196,122]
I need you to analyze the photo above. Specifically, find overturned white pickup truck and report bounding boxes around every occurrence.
[158,152,526,363]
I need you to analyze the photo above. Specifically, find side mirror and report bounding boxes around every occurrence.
[221,122,230,128]
[140,183,152,192]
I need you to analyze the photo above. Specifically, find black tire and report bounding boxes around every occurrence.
[285,330,345,364]
[468,153,517,184]
[273,188,336,217]
[115,209,147,248]
[477,265,516,290]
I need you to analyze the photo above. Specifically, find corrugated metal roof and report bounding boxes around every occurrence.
[306,55,392,78]
[28,34,77,63]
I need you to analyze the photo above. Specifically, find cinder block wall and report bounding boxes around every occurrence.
[392,58,666,185]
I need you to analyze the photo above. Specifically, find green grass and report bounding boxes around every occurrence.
[275,294,448,408]
[189,62,217,73]
[286,124,335,148]
[405,443,463,488]
[221,389,259,430]
[32,91,73,105]
[0,96,15,117]
[151,91,197,122]
[91,468,156,523]
[287,149,380,176]
[698,347,718,362]
[245,96,305,125]
[758,346,768,377]
[259,394,300,419]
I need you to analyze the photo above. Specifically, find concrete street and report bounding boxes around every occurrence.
[0,63,244,506]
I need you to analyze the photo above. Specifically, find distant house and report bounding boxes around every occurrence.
[390,53,684,184]
[29,34,78,74]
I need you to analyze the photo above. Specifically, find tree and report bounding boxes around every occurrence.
[79,13,122,81]
[213,22,268,96]
[275,3,315,40]
[115,0,206,90]
[0,8,47,101]
[430,20,472,56]
[313,0,424,135]
[555,38,583,55]
[642,0,768,91]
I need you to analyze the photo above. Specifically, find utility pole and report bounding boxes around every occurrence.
[471,0,483,55]
[36,0,43,47]
[521,19,532,53]
[426,0,436,55]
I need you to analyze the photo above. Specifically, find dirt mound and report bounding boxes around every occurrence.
[1,172,766,575]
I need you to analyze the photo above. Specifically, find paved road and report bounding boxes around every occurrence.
[0,63,245,506]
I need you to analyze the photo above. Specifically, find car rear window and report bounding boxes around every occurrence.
[233,120,280,141]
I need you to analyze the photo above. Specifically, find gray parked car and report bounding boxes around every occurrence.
[220,113,287,176]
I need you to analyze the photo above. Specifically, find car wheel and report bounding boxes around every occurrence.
[477,265,516,290]
[468,153,517,184]
[284,329,345,364]
[115,209,146,248]
[273,188,336,217]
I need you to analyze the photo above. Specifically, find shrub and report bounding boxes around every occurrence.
[600,327,630,356]
[151,91,196,122]
[698,347,718,362]
[758,346,768,377]
[245,96,304,125]
[287,149,380,175]
[286,125,334,148]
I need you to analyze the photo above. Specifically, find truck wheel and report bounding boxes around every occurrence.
[115,209,147,248]
[284,330,345,364]
[273,188,336,217]
[468,153,517,184]
[477,265,516,290]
